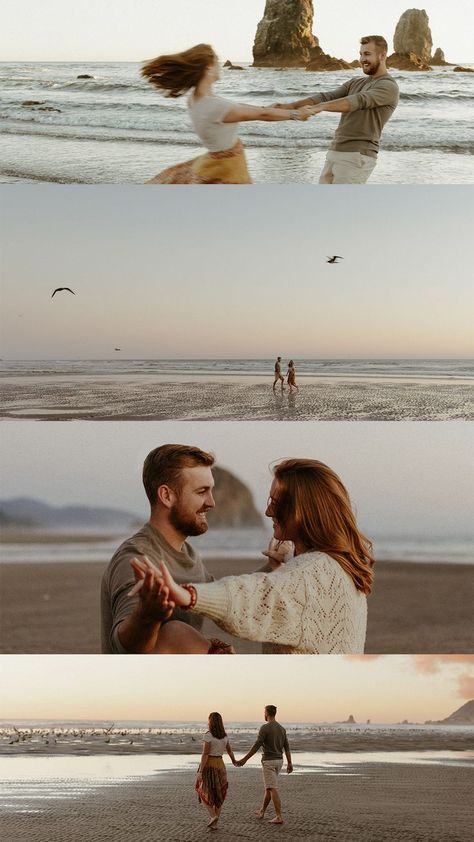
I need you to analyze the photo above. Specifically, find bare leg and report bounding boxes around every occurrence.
[256,788,271,818]
[268,788,283,823]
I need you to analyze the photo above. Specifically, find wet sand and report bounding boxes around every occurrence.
[1,557,472,654]
[2,374,473,420]
[1,759,473,842]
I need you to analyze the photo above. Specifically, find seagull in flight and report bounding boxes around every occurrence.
[51,287,75,298]
[326,256,344,264]
[114,348,121,351]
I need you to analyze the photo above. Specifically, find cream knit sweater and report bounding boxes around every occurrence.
[193,551,367,654]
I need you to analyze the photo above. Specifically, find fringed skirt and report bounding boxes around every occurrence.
[147,140,251,184]
[196,756,228,808]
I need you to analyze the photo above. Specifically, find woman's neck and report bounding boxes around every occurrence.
[194,77,214,99]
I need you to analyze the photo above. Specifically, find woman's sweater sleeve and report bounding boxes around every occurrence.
[192,565,308,645]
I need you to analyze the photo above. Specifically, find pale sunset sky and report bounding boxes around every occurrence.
[1,186,473,360]
[1,1,473,62]
[0,655,472,723]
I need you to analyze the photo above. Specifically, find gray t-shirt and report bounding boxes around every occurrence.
[312,74,399,157]
[101,522,213,653]
[251,720,290,761]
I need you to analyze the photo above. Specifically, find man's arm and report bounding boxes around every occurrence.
[114,557,174,653]
[284,736,293,773]
[236,734,262,766]
[274,81,351,110]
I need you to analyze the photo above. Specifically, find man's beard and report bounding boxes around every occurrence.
[362,59,380,75]
[169,501,209,537]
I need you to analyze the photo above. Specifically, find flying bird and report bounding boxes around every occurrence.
[326,256,344,264]
[114,348,121,351]
[51,287,75,298]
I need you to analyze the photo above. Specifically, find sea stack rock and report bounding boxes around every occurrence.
[388,8,433,69]
[207,466,263,528]
[253,0,319,67]
[430,47,449,66]
[393,9,433,63]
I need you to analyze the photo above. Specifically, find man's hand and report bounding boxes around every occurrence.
[287,762,293,774]
[128,556,175,623]
[234,758,245,767]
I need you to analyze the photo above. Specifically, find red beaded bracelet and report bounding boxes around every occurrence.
[182,583,197,609]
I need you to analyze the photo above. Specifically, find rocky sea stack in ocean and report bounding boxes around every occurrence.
[388,8,447,70]
[207,467,263,529]
[253,0,350,70]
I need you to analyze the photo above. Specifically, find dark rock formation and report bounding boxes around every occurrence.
[208,467,263,528]
[21,100,45,106]
[77,74,94,79]
[393,8,433,63]
[387,51,432,71]
[427,700,474,725]
[431,47,449,66]
[253,0,319,67]
[223,60,245,70]
[38,107,62,112]
[253,1,352,70]
[453,66,474,73]
[306,48,352,71]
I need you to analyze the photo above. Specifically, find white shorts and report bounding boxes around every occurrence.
[319,150,377,184]
[262,759,283,789]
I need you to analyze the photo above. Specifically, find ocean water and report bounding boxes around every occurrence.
[2,358,473,381]
[1,528,472,565]
[1,62,473,183]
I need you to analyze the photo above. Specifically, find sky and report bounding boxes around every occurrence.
[1,1,473,62]
[0,655,472,722]
[1,185,473,360]
[1,420,472,539]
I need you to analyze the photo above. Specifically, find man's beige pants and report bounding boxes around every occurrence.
[319,150,377,184]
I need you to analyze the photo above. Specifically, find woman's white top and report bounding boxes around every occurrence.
[203,731,228,756]
[188,94,239,152]
[193,551,368,655]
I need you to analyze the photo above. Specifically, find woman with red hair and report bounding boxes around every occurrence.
[141,44,316,183]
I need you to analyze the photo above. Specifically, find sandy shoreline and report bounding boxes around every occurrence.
[1,761,473,842]
[1,558,472,654]
[1,375,473,420]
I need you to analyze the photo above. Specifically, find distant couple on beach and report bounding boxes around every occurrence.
[141,36,399,184]
[101,444,374,655]
[274,357,298,392]
[196,707,292,830]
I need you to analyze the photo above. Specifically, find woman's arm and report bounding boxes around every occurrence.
[222,104,317,123]
[226,741,237,766]
[197,740,211,776]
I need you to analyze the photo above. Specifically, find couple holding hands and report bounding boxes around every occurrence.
[101,444,374,656]
[196,707,292,829]
[142,36,398,184]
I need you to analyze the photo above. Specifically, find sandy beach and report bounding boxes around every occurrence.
[0,747,473,842]
[2,374,473,420]
[1,557,472,654]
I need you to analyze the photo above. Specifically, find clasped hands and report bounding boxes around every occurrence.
[127,555,187,621]
[273,102,322,121]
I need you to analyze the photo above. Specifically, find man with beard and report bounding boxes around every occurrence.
[101,444,217,653]
[276,36,399,184]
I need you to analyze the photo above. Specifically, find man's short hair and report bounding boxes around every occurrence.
[143,444,215,506]
[360,35,388,52]
[265,705,277,717]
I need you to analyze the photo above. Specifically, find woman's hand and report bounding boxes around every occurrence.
[129,556,192,608]
[262,538,294,570]
[127,555,175,622]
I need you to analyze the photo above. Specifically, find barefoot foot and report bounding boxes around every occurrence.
[268,816,284,824]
